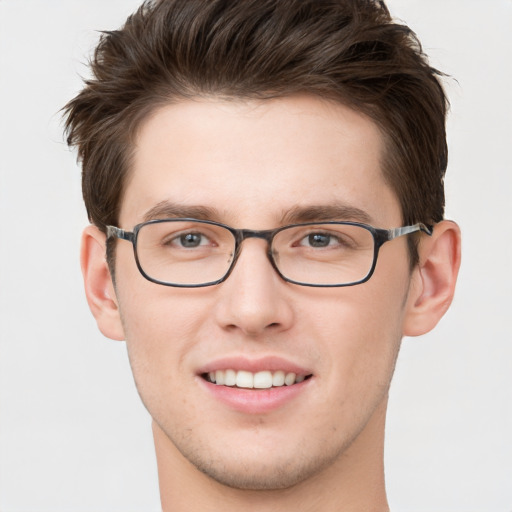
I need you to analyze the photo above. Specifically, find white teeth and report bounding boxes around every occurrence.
[236,370,253,388]
[284,372,296,386]
[272,370,285,387]
[207,369,309,388]
[253,371,273,389]
[215,370,225,385]
[224,369,237,386]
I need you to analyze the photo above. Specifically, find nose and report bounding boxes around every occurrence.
[213,238,294,337]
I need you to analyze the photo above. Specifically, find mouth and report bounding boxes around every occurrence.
[197,358,314,413]
[202,369,313,389]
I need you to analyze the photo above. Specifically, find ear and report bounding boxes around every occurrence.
[80,225,125,341]
[403,220,461,337]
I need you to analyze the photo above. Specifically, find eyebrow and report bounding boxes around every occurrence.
[142,200,373,225]
[280,204,373,225]
[142,201,220,222]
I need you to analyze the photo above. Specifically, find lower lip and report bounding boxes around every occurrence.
[198,377,312,414]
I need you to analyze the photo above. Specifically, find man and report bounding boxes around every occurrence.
[63,0,461,510]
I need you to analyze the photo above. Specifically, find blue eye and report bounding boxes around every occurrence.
[178,232,206,248]
[161,230,213,249]
[299,232,343,248]
[306,233,332,247]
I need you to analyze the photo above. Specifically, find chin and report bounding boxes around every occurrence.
[170,427,349,491]
[193,454,335,491]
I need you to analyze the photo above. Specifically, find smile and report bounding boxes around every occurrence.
[203,369,312,389]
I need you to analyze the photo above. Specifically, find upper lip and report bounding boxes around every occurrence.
[197,355,313,376]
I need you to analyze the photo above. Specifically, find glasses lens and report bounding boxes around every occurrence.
[273,223,375,285]
[136,220,235,285]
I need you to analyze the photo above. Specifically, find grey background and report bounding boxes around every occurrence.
[0,1,511,510]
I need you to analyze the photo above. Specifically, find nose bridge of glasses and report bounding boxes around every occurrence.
[231,228,277,269]
[237,228,275,245]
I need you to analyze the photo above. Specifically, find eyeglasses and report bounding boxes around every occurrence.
[106,218,432,288]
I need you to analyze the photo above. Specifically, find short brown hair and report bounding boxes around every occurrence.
[64,0,448,265]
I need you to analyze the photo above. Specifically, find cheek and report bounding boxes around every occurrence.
[115,240,211,352]
[305,270,409,391]
[115,278,210,399]
[121,308,205,433]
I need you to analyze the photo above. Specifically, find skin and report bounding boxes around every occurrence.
[81,95,461,511]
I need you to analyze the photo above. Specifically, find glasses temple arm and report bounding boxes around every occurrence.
[388,223,433,240]
[106,225,134,241]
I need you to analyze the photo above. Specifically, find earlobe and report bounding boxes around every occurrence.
[81,225,125,341]
[403,220,461,337]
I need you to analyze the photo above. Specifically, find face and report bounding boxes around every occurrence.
[113,95,413,489]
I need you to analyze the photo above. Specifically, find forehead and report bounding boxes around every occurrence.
[121,95,401,228]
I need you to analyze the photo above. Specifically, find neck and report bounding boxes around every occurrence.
[153,399,390,512]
